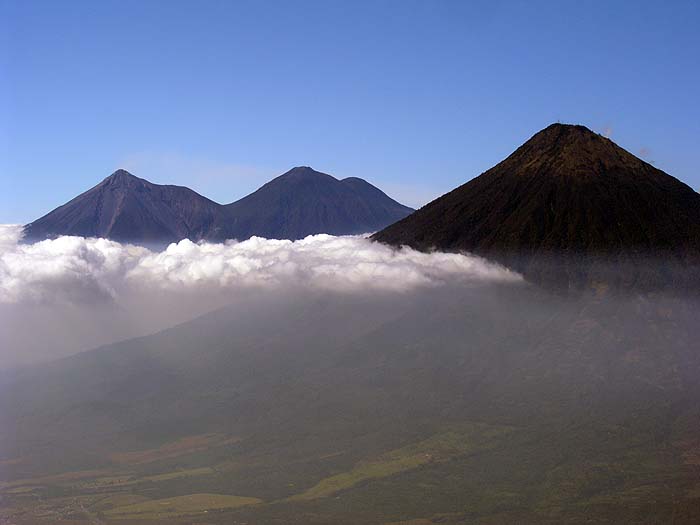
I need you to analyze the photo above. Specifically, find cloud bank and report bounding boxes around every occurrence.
[0,224,520,368]
[0,225,519,306]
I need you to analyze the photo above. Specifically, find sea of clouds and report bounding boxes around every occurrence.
[0,224,520,367]
[0,225,519,305]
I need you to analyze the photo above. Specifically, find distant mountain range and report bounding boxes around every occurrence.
[5,125,700,523]
[23,166,414,244]
[373,124,700,289]
[23,124,700,289]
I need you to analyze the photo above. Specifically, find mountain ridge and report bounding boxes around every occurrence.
[24,169,223,244]
[212,166,414,241]
[24,166,414,244]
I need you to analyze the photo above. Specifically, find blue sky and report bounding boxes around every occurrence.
[1,0,699,223]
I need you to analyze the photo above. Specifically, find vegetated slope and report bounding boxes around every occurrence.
[23,167,414,244]
[23,170,223,244]
[373,124,700,289]
[212,167,414,240]
[2,285,700,523]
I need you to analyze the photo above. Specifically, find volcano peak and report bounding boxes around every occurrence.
[373,124,700,290]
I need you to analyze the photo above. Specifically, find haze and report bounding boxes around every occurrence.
[2,1,700,524]
[0,225,518,368]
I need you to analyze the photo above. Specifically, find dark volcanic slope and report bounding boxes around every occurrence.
[212,166,414,241]
[23,169,223,244]
[373,124,700,288]
[24,167,413,244]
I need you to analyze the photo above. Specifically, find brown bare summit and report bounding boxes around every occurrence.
[373,124,700,290]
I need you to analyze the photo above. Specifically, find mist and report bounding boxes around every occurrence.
[0,225,520,368]
[2,226,700,524]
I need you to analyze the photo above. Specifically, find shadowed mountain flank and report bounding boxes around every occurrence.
[24,167,413,244]
[23,170,223,244]
[212,166,414,241]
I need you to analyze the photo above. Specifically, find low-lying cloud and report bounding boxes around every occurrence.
[0,225,519,305]
[0,225,520,368]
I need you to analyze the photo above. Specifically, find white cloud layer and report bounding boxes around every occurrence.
[0,224,520,368]
[0,225,519,305]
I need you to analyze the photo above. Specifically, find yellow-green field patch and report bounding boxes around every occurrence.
[104,493,262,519]
[109,433,239,465]
[290,423,512,501]
[91,493,152,511]
[75,466,215,491]
[77,474,136,490]
[5,486,38,494]
[141,466,215,482]
[0,469,111,491]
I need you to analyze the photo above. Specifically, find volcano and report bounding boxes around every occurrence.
[373,124,700,289]
[211,166,414,241]
[23,169,223,244]
[24,167,413,244]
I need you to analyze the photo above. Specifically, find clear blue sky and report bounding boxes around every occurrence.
[2,0,699,223]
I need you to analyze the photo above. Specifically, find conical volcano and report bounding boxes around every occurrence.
[214,166,414,241]
[23,169,223,244]
[373,124,700,289]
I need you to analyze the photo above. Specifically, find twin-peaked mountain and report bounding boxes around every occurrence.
[216,167,414,240]
[23,166,414,244]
